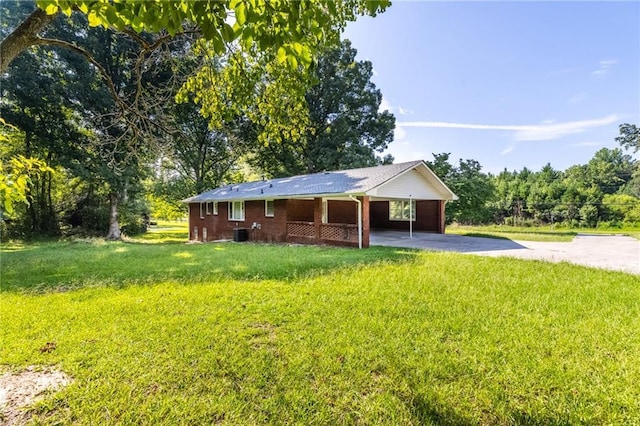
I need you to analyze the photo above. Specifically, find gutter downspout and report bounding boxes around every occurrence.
[349,195,363,249]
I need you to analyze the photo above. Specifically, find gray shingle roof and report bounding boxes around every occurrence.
[183,160,425,203]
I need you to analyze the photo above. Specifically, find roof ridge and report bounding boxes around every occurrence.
[267,160,424,181]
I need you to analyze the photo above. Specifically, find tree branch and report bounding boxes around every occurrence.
[0,8,57,73]
[32,36,175,137]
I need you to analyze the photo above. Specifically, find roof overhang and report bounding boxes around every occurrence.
[182,192,367,203]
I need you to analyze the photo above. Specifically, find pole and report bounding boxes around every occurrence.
[409,195,413,239]
[349,195,363,249]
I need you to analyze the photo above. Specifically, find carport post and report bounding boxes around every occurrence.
[349,195,363,249]
[409,195,413,239]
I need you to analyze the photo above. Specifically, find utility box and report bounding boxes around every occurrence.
[233,228,248,242]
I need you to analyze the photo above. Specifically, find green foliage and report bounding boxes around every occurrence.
[490,146,638,227]
[146,193,186,221]
[426,153,494,224]
[0,154,53,215]
[602,193,640,224]
[252,40,395,176]
[2,241,639,424]
[616,123,640,153]
[36,0,391,69]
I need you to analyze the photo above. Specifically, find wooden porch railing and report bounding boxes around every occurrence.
[286,221,358,243]
[320,223,358,242]
[286,221,315,238]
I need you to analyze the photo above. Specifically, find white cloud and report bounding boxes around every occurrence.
[397,114,619,142]
[379,96,392,113]
[500,145,515,155]
[514,115,618,141]
[591,59,618,77]
[378,96,413,117]
[372,67,379,77]
[394,125,407,141]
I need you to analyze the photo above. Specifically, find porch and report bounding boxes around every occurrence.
[284,197,369,248]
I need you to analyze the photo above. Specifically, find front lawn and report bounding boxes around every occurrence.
[1,240,639,424]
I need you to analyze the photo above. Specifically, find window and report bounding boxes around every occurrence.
[193,226,198,240]
[213,202,218,215]
[199,203,205,219]
[228,200,245,221]
[389,200,416,221]
[206,202,212,215]
[265,200,275,217]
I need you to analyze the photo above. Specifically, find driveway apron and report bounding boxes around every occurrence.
[370,231,640,274]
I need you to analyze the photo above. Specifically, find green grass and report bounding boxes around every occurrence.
[128,220,189,244]
[447,224,640,242]
[2,240,639,424]
[446,224,577,242]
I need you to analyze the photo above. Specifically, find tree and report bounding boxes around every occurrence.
[616,123,640,153]
[1,2,91,234]
[585,148,635,195]
[154,98,257,201]
[1,1,390,72]
[2,2,392,186]
[251,39,395,177]
[1,4,174,238]
[602,194,640,224]
[426,154,494,224]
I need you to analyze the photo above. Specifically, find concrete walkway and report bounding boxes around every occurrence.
[370,230,640,274]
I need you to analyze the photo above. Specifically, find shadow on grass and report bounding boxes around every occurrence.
[404,393,476,426]
[400,389,569,425]
[1,240,419,293]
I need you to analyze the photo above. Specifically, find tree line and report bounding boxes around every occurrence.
[429,126,639,228]
[1,1,393,239]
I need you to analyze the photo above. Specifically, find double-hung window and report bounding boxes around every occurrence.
[389,200,416,221]
[265,200,275,217]
[213,201,218,215]
[199,203,205,219]
[228,201,245,221]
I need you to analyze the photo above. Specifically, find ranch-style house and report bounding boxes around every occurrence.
[184,160,457,248]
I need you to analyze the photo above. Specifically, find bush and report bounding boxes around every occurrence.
[579,204,599,228]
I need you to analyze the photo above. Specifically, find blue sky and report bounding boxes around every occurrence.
[343,1,640,174]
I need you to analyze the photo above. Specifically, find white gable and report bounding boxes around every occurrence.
[366,166,455,200]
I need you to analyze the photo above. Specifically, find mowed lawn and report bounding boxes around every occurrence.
[2,235,640,424]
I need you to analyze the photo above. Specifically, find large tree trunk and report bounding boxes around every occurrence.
[106,192,121,240]
[0,8,56,72]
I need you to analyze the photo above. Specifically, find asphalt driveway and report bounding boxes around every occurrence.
[370,230,640,274]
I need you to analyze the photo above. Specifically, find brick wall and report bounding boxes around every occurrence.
[188,196,372,247]
[189,200,288,242]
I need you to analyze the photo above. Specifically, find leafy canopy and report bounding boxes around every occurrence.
[36,0,390,68]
